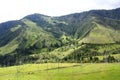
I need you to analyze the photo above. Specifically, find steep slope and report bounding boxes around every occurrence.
[0,8,120,66]
[0,21,24,54]
[18,19,61,50]
[0,18,61,55]
[58,8,120,43]
[23,13,68,38]
[80,22,120,43]
[0,8,120,54]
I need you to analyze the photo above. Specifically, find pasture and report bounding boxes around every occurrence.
[0,63,120,80]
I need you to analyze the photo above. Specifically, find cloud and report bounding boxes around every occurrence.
[0,0,120,22]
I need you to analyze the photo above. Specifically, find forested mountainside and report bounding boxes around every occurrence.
[0,8,120,66]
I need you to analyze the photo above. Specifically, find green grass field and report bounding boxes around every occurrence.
[0,63,120,80]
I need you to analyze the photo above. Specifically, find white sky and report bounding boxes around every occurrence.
[0,0,120,23]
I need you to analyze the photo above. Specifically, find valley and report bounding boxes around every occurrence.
[0,8,120,80]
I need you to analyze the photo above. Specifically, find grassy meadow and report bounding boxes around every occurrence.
[0,63,120,80]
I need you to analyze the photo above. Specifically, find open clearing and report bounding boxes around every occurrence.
[0,63,120,80]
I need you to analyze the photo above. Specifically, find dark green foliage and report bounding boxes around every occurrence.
[0,8,120,66]
[0,53,39,66]
[103,55,116,63]
[63,43,120,63]
[0,27,23,47]
[0,20,24,34]
[24,14,53,27]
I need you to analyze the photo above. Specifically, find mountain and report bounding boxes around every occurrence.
[0,8,120,66]
[57,8,120,43]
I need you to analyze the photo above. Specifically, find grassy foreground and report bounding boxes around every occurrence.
[0,63,120,80]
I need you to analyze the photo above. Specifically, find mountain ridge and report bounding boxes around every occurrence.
[0,8,120,53]
[0,8,120,66]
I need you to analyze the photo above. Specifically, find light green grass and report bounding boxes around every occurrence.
[10,25,21,32]
[97,54,120,60]
[0,63,120,80]
[0,39,19,55]
[81,23,120,43]
[50,44,82,58]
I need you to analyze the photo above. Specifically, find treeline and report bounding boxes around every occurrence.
[0,53,38,66]
[0,50,59,67]
[63,54,118,63]
[63,43,120,63]
[0,43,120,67]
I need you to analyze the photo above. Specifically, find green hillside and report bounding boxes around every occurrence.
[0,8,120,66]
[81,22,120,43]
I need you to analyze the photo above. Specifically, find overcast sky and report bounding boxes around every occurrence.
[0,0,120,23]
